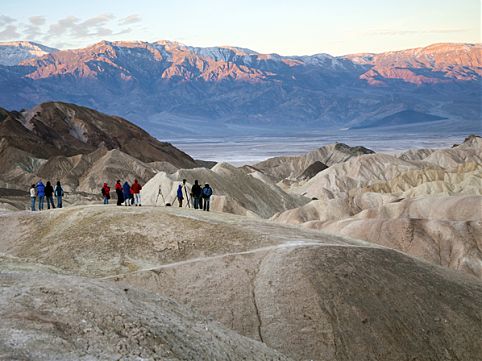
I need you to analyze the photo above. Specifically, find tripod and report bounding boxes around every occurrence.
[183,184,191,208]
[156,185,166,206]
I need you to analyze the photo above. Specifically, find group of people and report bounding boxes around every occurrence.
[102,179,143,206]
[176,179,213,211]
[29,178,213,211]
[30,180,64,211]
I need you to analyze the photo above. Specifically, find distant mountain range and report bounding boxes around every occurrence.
[0,40,480,136]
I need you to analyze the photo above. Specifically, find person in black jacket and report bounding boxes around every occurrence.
[54,180,64,208]
[191,180,202,209]
[44,181,55,209]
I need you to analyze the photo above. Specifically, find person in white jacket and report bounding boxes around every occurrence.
[29,184,36,211]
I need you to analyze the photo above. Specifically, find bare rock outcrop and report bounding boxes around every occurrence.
[298,160,329,180]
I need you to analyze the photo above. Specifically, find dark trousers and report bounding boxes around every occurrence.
[47,195,55,209]
[116,190,124,206]
[193,196,201,209]
[203,197,210,211]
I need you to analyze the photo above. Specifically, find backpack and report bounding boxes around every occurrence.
[203,187,212,197]
[101,187,105,196]
[55,186,64,197]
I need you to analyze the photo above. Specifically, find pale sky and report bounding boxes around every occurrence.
[0,0,479,55]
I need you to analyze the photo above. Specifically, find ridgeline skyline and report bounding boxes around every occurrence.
[0,0,479,55]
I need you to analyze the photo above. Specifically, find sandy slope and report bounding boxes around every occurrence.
[0,257,290,361]
[1,205,481,361]
[319,196,482,278]
[141,162,308,218]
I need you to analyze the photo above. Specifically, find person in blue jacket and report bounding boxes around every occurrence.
[202,183,213,212]
[122,181,131,206]
[36,180,45,210]
[177,184,184,207]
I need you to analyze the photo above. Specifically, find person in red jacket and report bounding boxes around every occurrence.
[101,183,110,204]
[114,180,124,206]
[131,179,142,206]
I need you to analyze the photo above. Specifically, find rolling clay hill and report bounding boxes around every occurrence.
[270,135,482,279]
[254,143,374,182]
[141,162,309,218]
[0,257,290,361]
[0,205,480,361]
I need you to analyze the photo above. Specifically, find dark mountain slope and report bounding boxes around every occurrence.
[0,102,197,167]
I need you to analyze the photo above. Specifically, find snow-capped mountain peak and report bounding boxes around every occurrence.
[0,41,58,66]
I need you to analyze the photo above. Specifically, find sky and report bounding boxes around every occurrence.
[0,0,479,55]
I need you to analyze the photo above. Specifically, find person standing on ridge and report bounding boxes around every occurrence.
[115,180,124,206]
[45,181,55,209]
[191,180,202,209]
[130,188,135,205]
[122,181,131,206]
[36,180,45,211]
[54,181,64,208]
[177,184,184,207]
[29,184,36,211]
[202,183,213,212]
[101,183,110,204]
[131,179,142,206]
